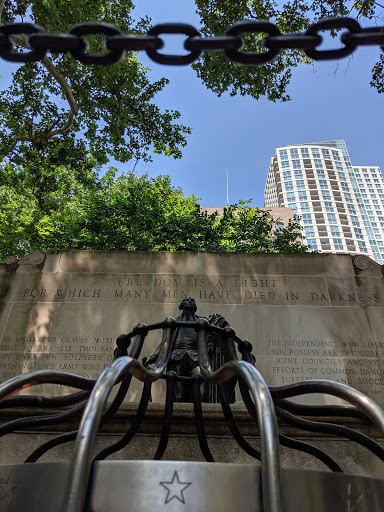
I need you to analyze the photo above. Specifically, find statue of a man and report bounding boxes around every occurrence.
[143,296,223,402]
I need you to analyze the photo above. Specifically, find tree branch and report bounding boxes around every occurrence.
[0,0,5,23]
[1,136,35,158]
[41,56,78,116]
[10,34,79,116]
[47,111,75,137]
[1,34,79,160]
[0,111,75,159]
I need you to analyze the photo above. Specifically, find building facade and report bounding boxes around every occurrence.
[264,140,384,264]
[201,206,294,229]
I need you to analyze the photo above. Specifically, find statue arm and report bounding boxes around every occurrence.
[142,342,161,366]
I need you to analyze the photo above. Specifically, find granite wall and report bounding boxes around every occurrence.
[1,250,384,405]
[1,251,384,476]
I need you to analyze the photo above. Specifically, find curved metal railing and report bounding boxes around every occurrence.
[0,318,384,511]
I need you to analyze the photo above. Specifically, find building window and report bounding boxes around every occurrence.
[330,226,341,236]
[307,240,318,249]
[322,149,330,158]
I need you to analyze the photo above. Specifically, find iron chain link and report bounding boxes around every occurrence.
[0,17,383,66]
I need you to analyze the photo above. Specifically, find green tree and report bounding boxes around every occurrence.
[203,202,308,253]
[0,167,308,260]
[0,159,97,257]
[0,1,190,179]
[193,0,384,101]
[1,0,381,180]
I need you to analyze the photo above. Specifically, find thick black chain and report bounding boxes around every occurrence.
[0,17,383,65]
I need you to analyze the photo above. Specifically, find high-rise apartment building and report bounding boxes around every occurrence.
[264,140,384,263]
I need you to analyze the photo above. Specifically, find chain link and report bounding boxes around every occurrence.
[185,35,242,51]
[29,33,86,54]
[305,17,361,60]
[225,21,281,64]
[69,23,124,65]
[0,17,383,66]
[0,23,47,62]
[264,33,322,50]
[146,23,201,65]
[341,26,384,47]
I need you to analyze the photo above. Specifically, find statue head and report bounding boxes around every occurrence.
[179,296,197,313]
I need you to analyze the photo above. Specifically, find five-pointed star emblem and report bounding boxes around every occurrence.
[347,483,364,512]
[160,470,191,505]
[0,473,20,503]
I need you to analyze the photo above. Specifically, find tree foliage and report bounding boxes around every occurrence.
[0,0,381,177]
[0,167,307,260]
[0,0,191,176]
[194,0,384,101]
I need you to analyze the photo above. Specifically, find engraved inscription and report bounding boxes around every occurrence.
[153,274,241,303]
[2,262,384,405]
[266,338,384,399]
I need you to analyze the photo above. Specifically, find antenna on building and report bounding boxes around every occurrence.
[226,165,229,205]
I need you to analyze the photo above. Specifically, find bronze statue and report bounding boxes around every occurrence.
[143,296,233,403]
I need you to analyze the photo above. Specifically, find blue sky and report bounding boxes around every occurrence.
[130,1,384,207]
[1,2,383,208]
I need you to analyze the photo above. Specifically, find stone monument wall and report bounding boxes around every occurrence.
[1,250,384,405]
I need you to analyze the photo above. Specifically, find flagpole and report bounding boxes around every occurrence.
[226,166,229,205]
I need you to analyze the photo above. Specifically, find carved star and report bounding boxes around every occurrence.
[0,473,20,503]
[160,470,191,505]
[347,482,364,512]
